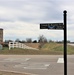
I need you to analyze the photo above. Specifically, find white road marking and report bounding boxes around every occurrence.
[14,63,50,69]
[24,63,50,69]
[57,58,64,63]
[25,58,31,61]
[4,58,30,62]
[23,67,47,69]
[44,64,50,67]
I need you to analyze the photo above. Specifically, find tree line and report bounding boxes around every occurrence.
[4,35,71,43]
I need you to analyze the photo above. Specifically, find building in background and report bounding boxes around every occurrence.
[0,28,3,43]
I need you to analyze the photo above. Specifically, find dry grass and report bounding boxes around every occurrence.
[0,71,28,75]
[0,43,74,55]
[24,43,40,49]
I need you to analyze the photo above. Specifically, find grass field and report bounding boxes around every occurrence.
[0,43,74,55]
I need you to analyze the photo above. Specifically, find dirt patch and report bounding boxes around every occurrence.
[0,71,29,75]
[24,43,40,49]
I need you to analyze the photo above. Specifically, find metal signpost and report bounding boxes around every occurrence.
[40,10,67,75]
[64,10,67,75]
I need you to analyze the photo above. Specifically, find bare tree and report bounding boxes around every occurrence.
[21,40,26,43]
[33,40,37,43]
[5,40,13,43]
[49,39,54,43]
[38,35,47,49]
[15,38,21,42]
[26,38,32,43]
[38,35,47,43]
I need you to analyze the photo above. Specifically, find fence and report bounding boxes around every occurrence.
[9,42,39,50]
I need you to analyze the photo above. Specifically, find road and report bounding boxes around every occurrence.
[0,55,74,75]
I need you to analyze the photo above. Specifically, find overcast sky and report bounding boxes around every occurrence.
[0,0,74,41]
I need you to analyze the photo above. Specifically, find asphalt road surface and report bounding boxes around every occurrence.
[0,55,74,75]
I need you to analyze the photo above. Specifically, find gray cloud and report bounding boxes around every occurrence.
[0,0,74,41]
[0,0,64,23]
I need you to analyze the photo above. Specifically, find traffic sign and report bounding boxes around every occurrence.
[40,23,64,30]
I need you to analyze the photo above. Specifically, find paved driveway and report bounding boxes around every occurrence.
[0,55,73,75]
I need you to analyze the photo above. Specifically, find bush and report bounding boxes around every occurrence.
[3,43,8,47]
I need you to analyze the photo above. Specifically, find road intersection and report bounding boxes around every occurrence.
[0,55,73,75]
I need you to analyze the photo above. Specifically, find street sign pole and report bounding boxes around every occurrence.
[40,10,67,75]
[64,10,67,75]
